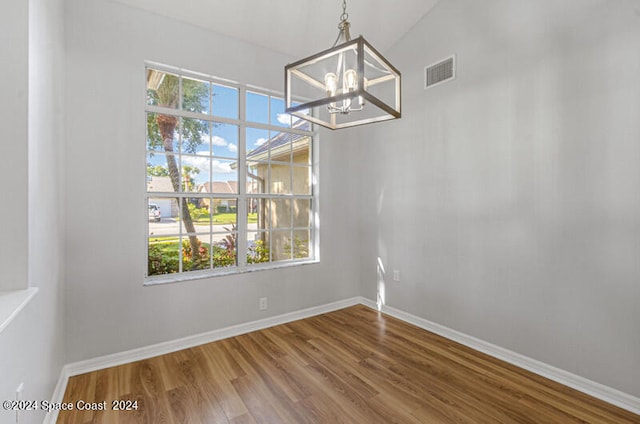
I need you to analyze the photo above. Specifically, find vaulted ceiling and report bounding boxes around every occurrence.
[108,0,441,58]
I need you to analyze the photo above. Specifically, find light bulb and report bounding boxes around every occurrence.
[344,69,357,91]
[325,73,338,96]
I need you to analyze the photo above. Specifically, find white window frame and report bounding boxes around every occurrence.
[144,62,319,285]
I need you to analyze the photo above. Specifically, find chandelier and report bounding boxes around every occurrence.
[284,0,401,130]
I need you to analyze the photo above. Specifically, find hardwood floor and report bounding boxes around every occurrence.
[57,305,639,423]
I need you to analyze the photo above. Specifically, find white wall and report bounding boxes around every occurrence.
[0,0,67,423]
[64,0,360,362]
[0,0,28,290]
[357,0,640,398]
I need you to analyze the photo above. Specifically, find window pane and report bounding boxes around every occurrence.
[212,159,238,190]
[293,199,311,228]
[293,134,311,165]
[147,112,179,152]
[181,155,209,193]
[147,153,178,193]
[292,229,310,259]
[292,165,311,195]
[181,118,210,155]
[271,230,292,261]
[212,229,237,268]
[269,163,291,194]
[246,127,269,157]
[246,91,269,124]
[189,198,213,224]
[270,199,291,229]
[148,236,180,276]
[147,69,179,108]
[248,198,269,231]
[211,123,238,158]
[211,198,237,222]
[269,131,292,163]
[148,198,180,234]
[270,97,290,128]
[247,161,267,194]
[178,199,203,234]
[212,84,239,119]
[182,234,211,272]
[247,231,269,264]
[182,77,210,114]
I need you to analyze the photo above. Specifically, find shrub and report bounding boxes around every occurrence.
[284,237,309,259]
[212,245,236,267]
[248,239,270,263]
[182,238,209,271]
[148,232,269,275]
[148,243,179,275]
[187,203,210,220]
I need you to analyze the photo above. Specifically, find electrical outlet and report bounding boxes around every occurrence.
[393,270,400,282]
[259,297,268,311]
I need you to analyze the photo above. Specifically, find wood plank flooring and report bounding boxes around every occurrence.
[57,305,640,423]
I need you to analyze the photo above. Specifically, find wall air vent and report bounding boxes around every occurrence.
[425,55,455,89]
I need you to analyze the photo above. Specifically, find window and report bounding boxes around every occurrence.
[145,64,316,283]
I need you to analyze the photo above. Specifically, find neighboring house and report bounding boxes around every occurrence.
[146,176,179,218]
[246,119,311,197]
[246,120,312,259]
[196,181,239,212]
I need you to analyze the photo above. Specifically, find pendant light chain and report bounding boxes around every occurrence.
[333,0,352,46]
[340,0,349,23]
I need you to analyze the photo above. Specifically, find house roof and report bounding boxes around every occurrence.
[197,181,237,194]
[247,119,311,162]
[146,176,175,192]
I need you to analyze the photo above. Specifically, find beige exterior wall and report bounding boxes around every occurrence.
[254,147,311,260]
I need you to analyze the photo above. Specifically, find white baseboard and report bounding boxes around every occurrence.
[363,299,640,416]
[45,296,640,422]
[44,367,70,424]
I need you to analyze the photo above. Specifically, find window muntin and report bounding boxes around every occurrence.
[145,65,316,282]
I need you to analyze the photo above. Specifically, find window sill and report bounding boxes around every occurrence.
[0,288,39,334]
[144,259,320,286]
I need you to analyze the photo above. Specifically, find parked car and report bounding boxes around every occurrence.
[148,203,161,222]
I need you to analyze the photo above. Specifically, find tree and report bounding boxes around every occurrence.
[147,72,209,269]
[181,165,200,191]
[147,164,169,177]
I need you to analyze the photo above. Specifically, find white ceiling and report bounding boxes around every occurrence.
[108,0,441,58]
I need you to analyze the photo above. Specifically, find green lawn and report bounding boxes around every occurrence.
[148,236,179,244]
[193,213,258,225]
